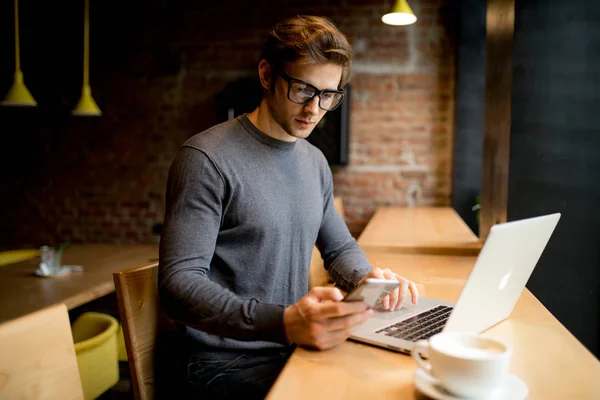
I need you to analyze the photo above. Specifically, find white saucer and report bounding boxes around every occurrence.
[414,368,528,400]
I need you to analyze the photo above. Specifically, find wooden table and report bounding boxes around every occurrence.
[357,207,482,255]
[0,244,158,323]
[268,251,600,400]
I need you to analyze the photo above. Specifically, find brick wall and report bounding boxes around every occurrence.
[0,0,456,247]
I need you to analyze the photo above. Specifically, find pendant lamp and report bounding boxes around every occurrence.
[382,0,417,26]
[2,0,37,107]
[73,0,101,116]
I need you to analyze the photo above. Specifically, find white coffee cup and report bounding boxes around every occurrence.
[412,332,511,398]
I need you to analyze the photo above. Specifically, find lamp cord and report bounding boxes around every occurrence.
[14,0,20,72]
[83,0,89,87]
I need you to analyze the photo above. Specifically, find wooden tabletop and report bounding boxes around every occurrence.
[267,251,600,400]
[357,207,482,255]
[0,244,158,323]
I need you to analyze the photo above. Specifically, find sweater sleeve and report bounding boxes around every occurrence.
[158,147,287,344]
[315,167,373,291]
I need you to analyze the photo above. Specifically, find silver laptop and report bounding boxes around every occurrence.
[349,213,561,353]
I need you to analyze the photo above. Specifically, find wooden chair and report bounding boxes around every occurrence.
[0,304,84,400]
[113,262,178,400]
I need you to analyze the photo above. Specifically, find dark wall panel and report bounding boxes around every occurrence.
[509,0,600,356]
[452,0,486,234]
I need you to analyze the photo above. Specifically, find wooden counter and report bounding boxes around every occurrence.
[357,207,482,255]
[268,251,600,400]
[0,244,158,323]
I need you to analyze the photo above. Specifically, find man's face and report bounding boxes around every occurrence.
[266,60,343,141]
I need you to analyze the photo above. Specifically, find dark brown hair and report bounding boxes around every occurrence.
[261,15,353,88]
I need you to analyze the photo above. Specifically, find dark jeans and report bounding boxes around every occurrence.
[186,346,295,399]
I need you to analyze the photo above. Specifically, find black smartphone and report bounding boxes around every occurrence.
[343,278,400,308]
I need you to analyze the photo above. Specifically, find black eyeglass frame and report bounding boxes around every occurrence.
[274,69,346,111]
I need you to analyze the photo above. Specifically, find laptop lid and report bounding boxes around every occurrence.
[443,213,561,333]
[348,213,561,353]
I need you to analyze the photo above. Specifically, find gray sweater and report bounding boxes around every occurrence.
[159,115,372,351]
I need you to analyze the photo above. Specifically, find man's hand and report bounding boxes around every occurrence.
[358,268,419,311]
[283,287,373,350]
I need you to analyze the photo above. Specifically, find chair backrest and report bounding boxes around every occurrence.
[0,304,84,400]
[114,261,159,400]
[113,262,176,400]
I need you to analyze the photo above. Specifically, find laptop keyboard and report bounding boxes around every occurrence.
[375,305,453,341]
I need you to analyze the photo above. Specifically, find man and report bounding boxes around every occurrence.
[159,15,418,399]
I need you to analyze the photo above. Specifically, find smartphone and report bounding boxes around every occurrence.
[343,278,400,309]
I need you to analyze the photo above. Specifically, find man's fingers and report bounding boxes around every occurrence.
[308,286,344,303]
[313,312,372,350]
[391,280,406,310]
[317,299,369,319]
[382,269,399,310]
[312,329,351,350]
[392,280,419,309]
[409,281,419,304]
[370,268,390,309]
[322,308,373,331]
[371,267,385,279]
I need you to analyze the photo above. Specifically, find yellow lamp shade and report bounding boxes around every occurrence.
[382,0,417,26]
[3,0,37,107]
[2,71,36,107]
[73,0,102,117]
[72,85,101,116]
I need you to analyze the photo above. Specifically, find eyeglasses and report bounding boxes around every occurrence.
[275,70,346,111]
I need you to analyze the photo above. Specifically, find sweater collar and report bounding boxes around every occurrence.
[238,114,297,151]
